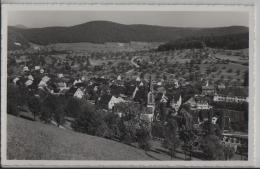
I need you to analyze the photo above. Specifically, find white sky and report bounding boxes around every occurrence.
[8,11,249,28]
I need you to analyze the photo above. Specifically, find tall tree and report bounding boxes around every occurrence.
[163,117,180,159]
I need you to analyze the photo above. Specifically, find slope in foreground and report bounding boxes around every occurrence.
[7,115,153,160]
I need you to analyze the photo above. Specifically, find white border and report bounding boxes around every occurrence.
[1,3,257,168]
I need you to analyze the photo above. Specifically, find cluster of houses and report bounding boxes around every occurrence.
[10,62,248,128]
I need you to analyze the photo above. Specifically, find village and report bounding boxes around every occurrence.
[7,42,249,160]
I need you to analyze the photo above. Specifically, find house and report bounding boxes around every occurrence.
[40,69,44,74]
[185,97,197,109]
[213,87,248,103]
[73,79,82,86]
[170,95,182,112]
[57,82,69,91]
[73,88,85,99]
[38,76,50,89]
[201,80,215,96]
[217,83,226,90]
[35,66,41,71]
[184,95,212,110]
[108,95,125,110]
[58,73,64,78]
[13,77,20,85]
[25,79,33,87]
[196,101,213,110]
[202,85,215,96]
[23,66,29,72]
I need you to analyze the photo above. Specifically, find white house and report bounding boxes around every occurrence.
[38,76,50,89]
[25,79,33,86]
[13,77,20,85]
[14,42,21,46]
[23,66,29,72]
[196,102,212,110]
[73,88,85,99]
[40,69,44,74]
[35,66,41,70]
[108,96,125,110]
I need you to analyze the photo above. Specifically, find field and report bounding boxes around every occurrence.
[48,42,163,53]
[7,115,154,160]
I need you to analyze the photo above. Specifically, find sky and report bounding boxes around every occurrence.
[8,11,249,28]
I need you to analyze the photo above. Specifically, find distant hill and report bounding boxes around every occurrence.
[7,115,154,160]
[8,20,249,50]
[14,24,28,29]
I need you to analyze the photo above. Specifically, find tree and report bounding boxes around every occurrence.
[136,120,152,151]
[40,95,66,125]
[162,117,180,159]
[53,106,66,127]
[7,84,22,116]
[104,113,122,139]
[243,70,249,86]
[28,95,41,120]
[113,102,152,146]
[65,97,84,118]
[71,101,109,136]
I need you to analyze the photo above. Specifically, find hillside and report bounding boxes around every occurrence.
[158,32,249,50]
[8,21,249,49]
[7,115,153,160]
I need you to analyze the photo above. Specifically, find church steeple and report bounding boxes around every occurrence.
[147,75,155,106]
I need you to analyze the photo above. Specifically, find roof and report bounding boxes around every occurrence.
[202,85,214,90]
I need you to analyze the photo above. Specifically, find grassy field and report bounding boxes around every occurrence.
[49,42,163,53]
[7,115,154,160]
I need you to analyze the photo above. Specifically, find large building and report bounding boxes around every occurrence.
[213,87,248,103]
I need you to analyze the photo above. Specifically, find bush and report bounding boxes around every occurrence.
[199,134,225,160]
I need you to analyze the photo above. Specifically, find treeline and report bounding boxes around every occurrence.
[158,33,249,51]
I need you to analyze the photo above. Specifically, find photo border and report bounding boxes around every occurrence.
[1,2,257,167]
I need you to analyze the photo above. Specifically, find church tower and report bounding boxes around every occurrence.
[147,75,155,113]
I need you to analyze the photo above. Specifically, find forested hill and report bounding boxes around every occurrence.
[8,20,249,49]
[158,32,249,51]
